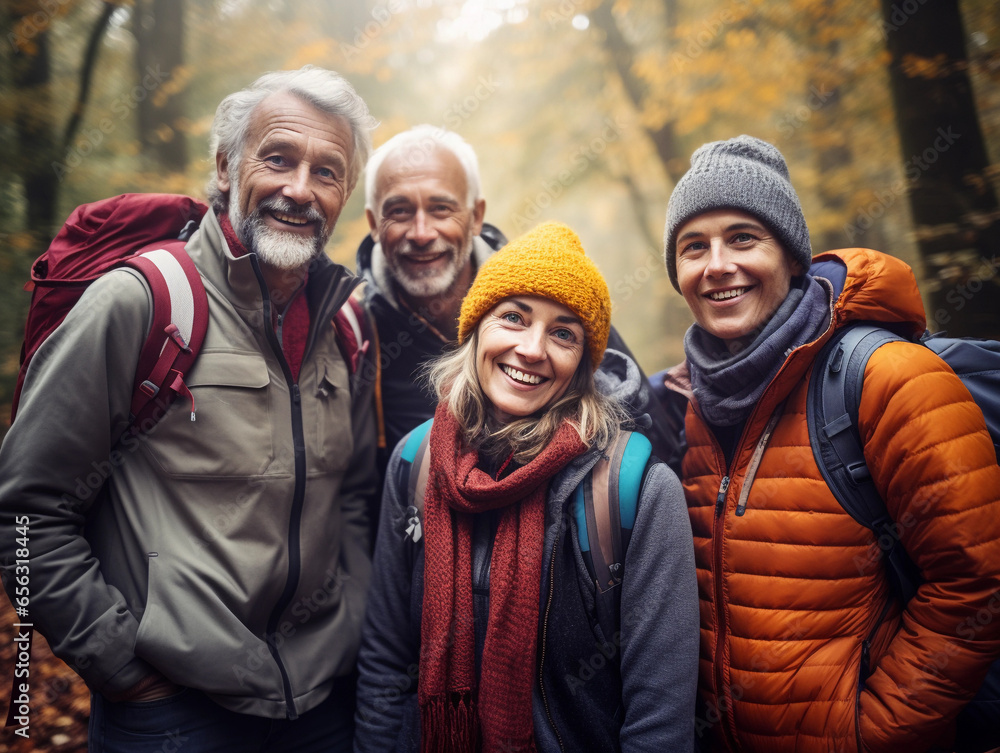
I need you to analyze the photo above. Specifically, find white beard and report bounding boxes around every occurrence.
[245,223,320,270]
[388,228,475,299]
[228,175,326,270]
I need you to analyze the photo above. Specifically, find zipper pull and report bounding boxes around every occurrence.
[715,475,730,516]
[292,383,301,405]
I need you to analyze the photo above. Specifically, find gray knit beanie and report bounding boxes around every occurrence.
[663,135,812,291]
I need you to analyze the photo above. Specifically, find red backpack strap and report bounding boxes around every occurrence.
[124,240,208,432]
[332,295,371,376]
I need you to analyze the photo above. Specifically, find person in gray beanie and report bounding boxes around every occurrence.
[648,134,1000,753]
[663,134,812,292]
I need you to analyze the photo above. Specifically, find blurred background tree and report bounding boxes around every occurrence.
[0,2,997,745]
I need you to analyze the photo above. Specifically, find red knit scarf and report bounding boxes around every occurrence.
[218,213,310,382]
[420,403,586,753]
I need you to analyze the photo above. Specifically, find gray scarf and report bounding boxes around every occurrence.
[684,275,831,427]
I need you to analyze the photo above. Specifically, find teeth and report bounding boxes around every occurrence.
[709,287,747,301]
[273,211,307,225]
[501,365,544,385]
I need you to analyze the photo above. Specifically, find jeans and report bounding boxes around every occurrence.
[88,679,354,753]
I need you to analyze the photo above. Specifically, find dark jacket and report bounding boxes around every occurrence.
[356,227,684,481]
[0,209,377,718]
[354,350,699,752]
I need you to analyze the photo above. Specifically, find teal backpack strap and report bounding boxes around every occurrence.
[400,418,433,544]
[573,430,653,644]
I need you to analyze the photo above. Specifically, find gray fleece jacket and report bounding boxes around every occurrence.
[354,350,699,752]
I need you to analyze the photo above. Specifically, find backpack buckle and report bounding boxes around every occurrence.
[164,323,191,352]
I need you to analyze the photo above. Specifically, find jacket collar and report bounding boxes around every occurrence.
[185,208,360,330]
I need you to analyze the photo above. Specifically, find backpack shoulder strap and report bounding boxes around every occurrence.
[807,322,919,601]
[124,240,208,431]
[400,418,434,544]
[574,430,653,644]
[332,295,372,377]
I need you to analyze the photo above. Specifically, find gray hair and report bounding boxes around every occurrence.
[207,66,377,211]
[364,124,482,212]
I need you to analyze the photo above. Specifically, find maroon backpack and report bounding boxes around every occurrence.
[13,193,373,432]
[13,193,210,431]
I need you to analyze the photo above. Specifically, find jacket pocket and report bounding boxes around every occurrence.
[135,554,284,698]
[144,352,273,478]
[310,356,353,474]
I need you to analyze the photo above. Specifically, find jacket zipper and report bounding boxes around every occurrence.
[734,402,785,517]
[538,533,566,753]
[252,259,310,720]
[712,465,740,753]
[856,593,894,752]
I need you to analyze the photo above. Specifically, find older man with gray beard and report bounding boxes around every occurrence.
[0,67,378,752]
[357,125,684,492]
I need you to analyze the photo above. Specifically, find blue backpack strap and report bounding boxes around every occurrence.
[810,324,1000,746]
[806,323,920,603]
[574,430,653,645]
[400,418,433,544]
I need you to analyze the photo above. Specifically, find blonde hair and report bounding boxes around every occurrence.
[426,330,628,463]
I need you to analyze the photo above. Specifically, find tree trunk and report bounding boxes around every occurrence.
[591,0,686,184]
[134,0,187,171]
[10,5,58,235]
[881,0,1000,337]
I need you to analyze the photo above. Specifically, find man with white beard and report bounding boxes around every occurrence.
[356,126,504,478]
[0,67,378,752]
[357,125,683,486]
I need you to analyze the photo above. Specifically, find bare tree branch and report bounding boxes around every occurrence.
[591,0,685,183]
[62,1,117,153]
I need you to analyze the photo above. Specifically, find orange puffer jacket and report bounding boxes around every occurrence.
[673,248,1000,753]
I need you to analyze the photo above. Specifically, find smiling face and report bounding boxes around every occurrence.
[216,91,355,270]
[366,145,485,300]
[475,296,586,421]
[675,209,802,351]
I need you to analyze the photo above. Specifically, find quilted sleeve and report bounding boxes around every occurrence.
[856,341,1000,752]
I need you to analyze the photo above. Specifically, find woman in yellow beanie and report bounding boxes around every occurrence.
[355,221,699,752]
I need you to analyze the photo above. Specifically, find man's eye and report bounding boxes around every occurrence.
[680,240,706,255]
[264,155,285,166]
[317,167,337,179]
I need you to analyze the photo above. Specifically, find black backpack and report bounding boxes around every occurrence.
[807,322,1000,753]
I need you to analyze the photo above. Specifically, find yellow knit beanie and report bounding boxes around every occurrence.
[458,221,611,371]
